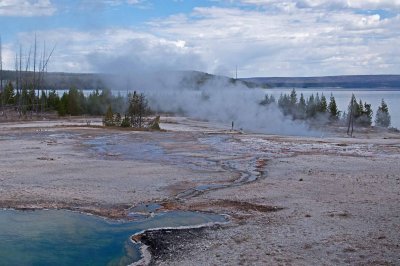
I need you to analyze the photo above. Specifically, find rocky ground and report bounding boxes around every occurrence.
[1,117,399,265]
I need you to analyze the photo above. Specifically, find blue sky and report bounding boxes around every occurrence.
[1,0,399,77]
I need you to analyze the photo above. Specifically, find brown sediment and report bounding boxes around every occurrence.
[0,200,132,219]
[187,199,284,213]
[159,199,285,217]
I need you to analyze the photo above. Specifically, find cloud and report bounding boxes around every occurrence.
[11,28,204,74]
[3,1,399,77]
[0,0,56,17]
[148,5,400,76]
[236,0,400,10]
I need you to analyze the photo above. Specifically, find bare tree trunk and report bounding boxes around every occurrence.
[33,34,38,115]
[347,97,354,137]
[38,42,55,115]
[18,45,22,118]
[26,46,32,118]
[14,52,18,119]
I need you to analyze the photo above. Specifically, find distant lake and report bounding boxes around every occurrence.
[267,88,400,129]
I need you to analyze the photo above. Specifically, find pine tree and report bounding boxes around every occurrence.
[362,102,373,126]
[103,105,114,126]
[375,99,391,127]
[290,89,297,106]
[357,100,364,118]
[328,93,339,121]
[318,94,327,114]
[3,81,15,105]
[127,91,150,128]
[315,93,321,110]
[278,93,290,116]
[306,94,316,118]
[67,87,85,116]
[114,112,121,126]
[260,94,275,105]
[57,92,68,116]
[297,93,306,119]
[269,95,276,104]
[47,89,60,110]
[121,114,131,127]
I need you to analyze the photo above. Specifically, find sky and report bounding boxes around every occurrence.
[0,0,399,77]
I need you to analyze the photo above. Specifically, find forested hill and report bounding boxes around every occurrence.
[240,75,400,89]
[2,70,398,89]
[0,70,260,90]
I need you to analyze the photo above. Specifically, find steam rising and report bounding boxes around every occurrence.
[101,71,319,137]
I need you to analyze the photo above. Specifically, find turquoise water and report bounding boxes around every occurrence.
[0,209,226,265]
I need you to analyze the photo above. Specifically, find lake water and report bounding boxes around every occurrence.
[0,209,226,265]
[267,89,400,129]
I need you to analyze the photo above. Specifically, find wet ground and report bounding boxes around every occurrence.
[1,117,400,265]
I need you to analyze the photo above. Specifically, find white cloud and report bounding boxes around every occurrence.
[237,0,400,10]
[10,28,204,74]
[146,5,399,76]
[0,0,56,17]
[4,1,399,77]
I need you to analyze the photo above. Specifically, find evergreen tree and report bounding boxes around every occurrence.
[315,93,321,109]
[269,95,276,104]
[375,99,391,127]
[260,94,276,105]
[87,89,102,115]
[328,93,339,121]
[306,94,316,118]
[357,100,364,118]
[360,102,373,126]
[114,112,122,126]
[289,89,297,106]
[2,82,15,105]
[318,94,327,114]
[278,93,291,115]
[120,115,131,127]
[67,87,85,116]
[57,92,68,116]
[297,93,306,119]
[47,89,60,110]
[103,105,114,126]
[127,91,150,128]
[289,89,298,118]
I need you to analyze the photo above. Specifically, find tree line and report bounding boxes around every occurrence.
[0,82,124,116]
[260,89,391,129]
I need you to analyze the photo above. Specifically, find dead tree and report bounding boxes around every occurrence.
[347,94,355,137]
